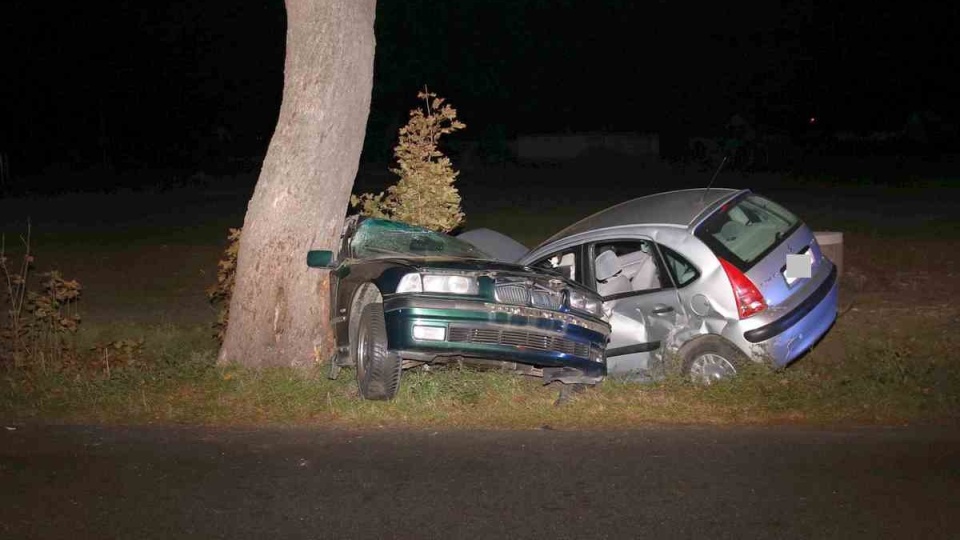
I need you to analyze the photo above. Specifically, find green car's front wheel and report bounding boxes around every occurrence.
[355,302,402,400]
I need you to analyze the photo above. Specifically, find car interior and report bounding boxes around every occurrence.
[538,251,578,281]
[712,199,791,264]
[594,241,662,297]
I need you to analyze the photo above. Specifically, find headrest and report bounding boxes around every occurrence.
[595,250,622,281]
[719,221,745,242]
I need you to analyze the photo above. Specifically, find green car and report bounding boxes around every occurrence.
[307,216,611,400]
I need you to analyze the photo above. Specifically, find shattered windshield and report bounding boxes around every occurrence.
[351,218,490,260]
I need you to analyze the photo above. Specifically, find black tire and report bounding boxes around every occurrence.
[679,336,749,385]
[355,303,402,400]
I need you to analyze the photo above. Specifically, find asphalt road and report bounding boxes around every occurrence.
[1,424,958,539]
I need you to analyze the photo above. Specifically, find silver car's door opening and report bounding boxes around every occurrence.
[603,289,683,379]
[589,239,683,380]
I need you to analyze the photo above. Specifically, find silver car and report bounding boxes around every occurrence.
[517,188,839,383]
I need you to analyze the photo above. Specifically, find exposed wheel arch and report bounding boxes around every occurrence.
[347,283,383,366]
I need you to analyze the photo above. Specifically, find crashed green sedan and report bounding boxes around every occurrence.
[307,216,610,400]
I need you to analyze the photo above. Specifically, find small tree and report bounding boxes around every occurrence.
[352,89,466,232]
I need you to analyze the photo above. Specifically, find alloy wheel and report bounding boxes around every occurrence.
[689,353,738,384]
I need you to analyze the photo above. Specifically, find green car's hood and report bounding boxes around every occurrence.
[353,255,579,287]
[365,255,546,274]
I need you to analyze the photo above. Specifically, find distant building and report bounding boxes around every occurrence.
[512,132,660,161]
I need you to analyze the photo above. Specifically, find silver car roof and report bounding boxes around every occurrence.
[539,188,745,246]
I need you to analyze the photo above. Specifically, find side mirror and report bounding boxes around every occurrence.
[306,250,336,269]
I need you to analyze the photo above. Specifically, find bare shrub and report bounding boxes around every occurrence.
[206,227,241,342]
[1,226,82,369]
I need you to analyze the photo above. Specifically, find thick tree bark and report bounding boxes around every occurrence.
[219,0,376,367]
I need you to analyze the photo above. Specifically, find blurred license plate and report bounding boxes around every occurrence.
[783,251,813,286]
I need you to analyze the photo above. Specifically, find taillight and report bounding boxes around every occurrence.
[718,257,767,319]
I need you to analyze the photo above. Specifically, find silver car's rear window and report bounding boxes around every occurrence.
[695,194,800,270]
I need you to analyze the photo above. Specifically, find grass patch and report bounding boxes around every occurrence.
[2,309,957,429]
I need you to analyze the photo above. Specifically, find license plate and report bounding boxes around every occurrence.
[783,251,813,286]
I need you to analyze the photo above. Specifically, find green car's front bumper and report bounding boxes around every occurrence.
[381,295,609,384]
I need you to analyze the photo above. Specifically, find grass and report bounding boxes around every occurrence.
[2,305,957,429]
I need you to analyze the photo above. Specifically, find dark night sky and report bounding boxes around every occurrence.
[2,1,958,173]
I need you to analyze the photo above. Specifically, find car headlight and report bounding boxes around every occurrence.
[396,273,423,293]
[396,273,479,295]
[567,289,603,317]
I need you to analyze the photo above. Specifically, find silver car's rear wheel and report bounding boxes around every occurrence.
[679,336,748,385]
[688,353,738,384]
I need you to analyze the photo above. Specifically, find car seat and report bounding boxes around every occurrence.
[719,220,746,242]
[630,256,660,291]
[595,250,632,297]
[618,249,661,291]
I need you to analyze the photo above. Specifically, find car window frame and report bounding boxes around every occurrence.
[585,238,674,301]
[694,192,802,272]
[658,244,700,289]
[339,216,360,262]
[529,244,587,285]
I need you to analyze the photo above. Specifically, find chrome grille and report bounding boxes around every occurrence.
[494,283,529,305]
[495,277,564,310]
[448,326,590,358]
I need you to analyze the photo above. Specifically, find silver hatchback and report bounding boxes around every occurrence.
[518,188,839,383]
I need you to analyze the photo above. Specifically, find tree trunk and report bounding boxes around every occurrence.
[219,0,376,367]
